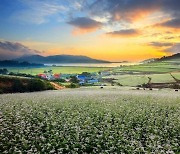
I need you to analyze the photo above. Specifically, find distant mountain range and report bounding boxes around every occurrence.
[8,53,180,65]
[16,55,110,64]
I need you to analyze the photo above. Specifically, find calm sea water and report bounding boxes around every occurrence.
[45,63,139,68]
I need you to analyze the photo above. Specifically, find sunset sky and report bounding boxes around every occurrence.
[0,0,180,61]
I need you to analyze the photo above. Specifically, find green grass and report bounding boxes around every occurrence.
[110,61,180,86]
[105,73,180,86]
[0,88,179,153]
[3,66,111,75]
[115,62,180,73]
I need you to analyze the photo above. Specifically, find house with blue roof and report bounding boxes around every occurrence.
[77,74,99,85]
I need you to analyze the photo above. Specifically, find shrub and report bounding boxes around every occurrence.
[28,79,46,92]
[70,76,79,83]
[172,83,180,89]
[116,82,123,86]
[44,81,55,90]
[66,83,79,88]
[54,79,66,83]
[12,79,25,92]
[0,68,8,74]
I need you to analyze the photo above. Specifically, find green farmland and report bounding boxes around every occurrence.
[105,72,180,86]
[115,62,180,73]
[0,88,179,153]
[109,61,180,86]
[2,60,180,87]
[4,66,111,75]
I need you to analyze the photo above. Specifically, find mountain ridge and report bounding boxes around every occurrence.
[142,53,180,63]
[15,54,110,64]
[157,53,180,61]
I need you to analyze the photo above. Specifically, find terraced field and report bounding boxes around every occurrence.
[116,62,180,73]
[104,72,180,86]
[0,88,179,153]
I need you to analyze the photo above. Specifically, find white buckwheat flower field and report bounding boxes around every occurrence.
[0,88,179,153]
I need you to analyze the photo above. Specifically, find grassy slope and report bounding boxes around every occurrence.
[111,60,180,86]
[116,62,180,73]
[0,88,179,153]
[3,66,110,75]
[105,73,180,86]
[0,75,54,93]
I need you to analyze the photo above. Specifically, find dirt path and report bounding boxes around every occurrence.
[50,82,65,90]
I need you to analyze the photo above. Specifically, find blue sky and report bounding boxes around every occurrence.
[0,0,77,40]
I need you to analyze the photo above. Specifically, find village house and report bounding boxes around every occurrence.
[38,70,100,84]
[38,73,47,79]
[54,73,61,79]
[38,70,61,80]
[77,74,99,85]
[38,73,55,80]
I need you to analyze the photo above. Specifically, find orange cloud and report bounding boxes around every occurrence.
[113,9,157,22]
[72,27,100,35]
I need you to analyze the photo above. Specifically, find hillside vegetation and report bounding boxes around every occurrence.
[0,88,179,153]
[0,60,44,67]
[114,53,180,74]
[0,76,54,93]
[115,62,180,73]
[110,56,180,87]
[104,73,180,86]
[157,53,180,62]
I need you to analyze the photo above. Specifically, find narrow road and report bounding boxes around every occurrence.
[50,82,65,90]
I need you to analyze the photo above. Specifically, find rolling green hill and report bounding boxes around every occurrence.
[111,53,180,86]
[0,76,53,93]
